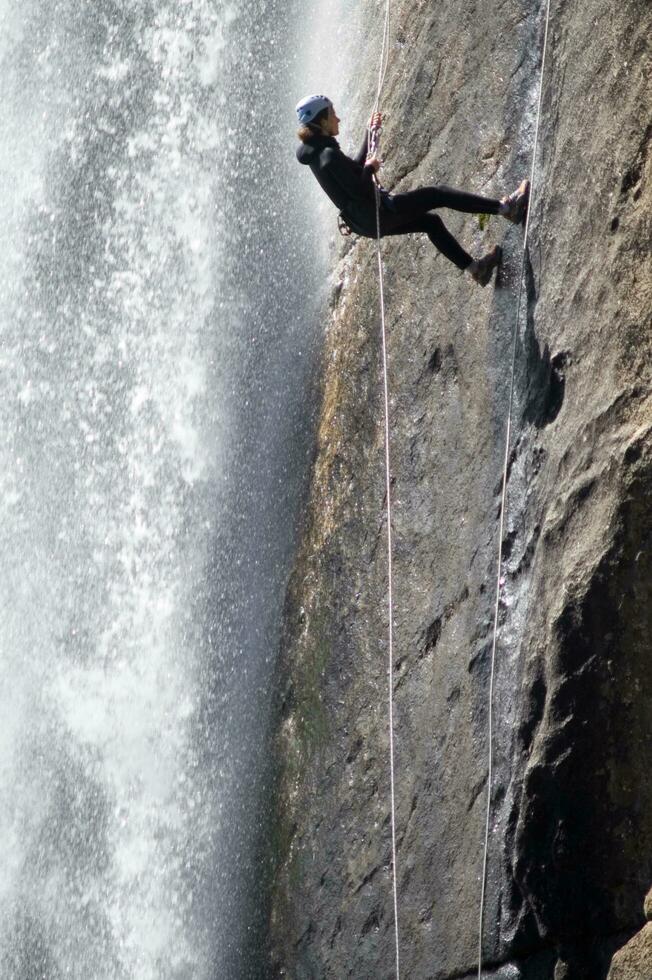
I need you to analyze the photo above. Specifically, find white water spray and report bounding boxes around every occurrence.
[0,1,330,977]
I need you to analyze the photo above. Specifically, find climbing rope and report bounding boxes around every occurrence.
[370,1,400,978]
[375,183,401,980]
[373,0,392,117]
[477,2,554,977]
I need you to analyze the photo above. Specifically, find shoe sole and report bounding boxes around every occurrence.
[513,179,530,224]
[474,245,502,287]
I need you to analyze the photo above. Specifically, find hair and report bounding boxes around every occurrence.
[297,106,331,143]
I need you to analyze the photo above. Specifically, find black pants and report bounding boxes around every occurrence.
[379,186,501,270]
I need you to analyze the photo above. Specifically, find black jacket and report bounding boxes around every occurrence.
[296,131,381,235]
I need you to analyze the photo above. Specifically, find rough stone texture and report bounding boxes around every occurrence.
[607,889,652,979]
[608,924,652,980]
[644,888,652,923]
[269,1,651,978]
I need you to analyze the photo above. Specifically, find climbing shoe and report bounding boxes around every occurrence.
[500,178,530,224]
[469,245,502,287]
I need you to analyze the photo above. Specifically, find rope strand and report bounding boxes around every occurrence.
[370,1,400,977]
[375,180,401,980]
[477,2,553,977]
[374,0,392,113]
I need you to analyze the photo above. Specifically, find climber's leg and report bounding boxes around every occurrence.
[385,185,502,218]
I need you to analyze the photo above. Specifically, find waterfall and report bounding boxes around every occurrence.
[0,0,362,975]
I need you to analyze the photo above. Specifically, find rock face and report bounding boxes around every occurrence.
[607,889,652,980]
[607,927,652,980]
[268,1,651,978]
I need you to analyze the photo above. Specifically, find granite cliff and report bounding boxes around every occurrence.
[269,0,651,977]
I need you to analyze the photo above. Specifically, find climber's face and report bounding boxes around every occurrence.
[326,106,340,137]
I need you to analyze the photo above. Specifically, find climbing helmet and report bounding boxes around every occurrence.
[296,94,333,125]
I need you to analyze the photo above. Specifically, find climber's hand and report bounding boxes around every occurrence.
[365,155,382,172]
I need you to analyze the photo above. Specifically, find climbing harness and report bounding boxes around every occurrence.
[477,2,554,978]
[370,1,400,978]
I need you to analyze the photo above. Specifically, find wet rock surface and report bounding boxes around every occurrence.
[268,1,651,978]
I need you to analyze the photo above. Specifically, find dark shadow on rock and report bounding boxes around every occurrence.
[619,121,651,198]
[517,249,567,429]
[421,341,458,386]
[506,455,652,978]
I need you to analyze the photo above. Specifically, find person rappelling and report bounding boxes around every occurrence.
[295,95,529,287]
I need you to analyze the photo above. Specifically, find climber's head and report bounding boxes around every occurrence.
[296,94,332,126]
[296,95,339,141]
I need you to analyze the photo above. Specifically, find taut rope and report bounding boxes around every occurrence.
[370,0,400,976]
[477,1,554,976]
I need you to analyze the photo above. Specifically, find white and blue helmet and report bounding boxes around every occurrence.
[296,94,332,125]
